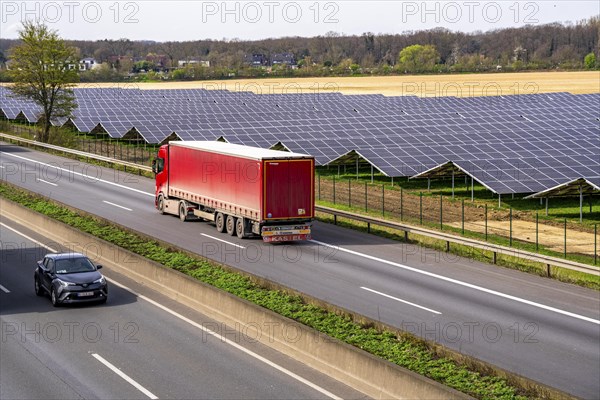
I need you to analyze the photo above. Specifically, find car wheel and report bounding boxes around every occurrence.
[215,213,226,233]
[34,276,44,296]
[51,287,60,307]
[226,215,236,236]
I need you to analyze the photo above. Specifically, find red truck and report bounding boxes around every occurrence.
[153,141,314,242]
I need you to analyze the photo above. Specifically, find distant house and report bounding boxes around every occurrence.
[6,58,99,72]
[178,58,210,68]
[271,53,296,67]
[107,55,134,69]
[79,57,100,71]
[145,54,173,71]
[244,54,269,66]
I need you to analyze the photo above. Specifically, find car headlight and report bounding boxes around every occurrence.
[93,276,106,285]
[56,279,76,287]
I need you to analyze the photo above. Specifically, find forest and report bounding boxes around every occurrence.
[0,16,598,82]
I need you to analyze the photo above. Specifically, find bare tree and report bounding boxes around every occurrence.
[8,22,78,143]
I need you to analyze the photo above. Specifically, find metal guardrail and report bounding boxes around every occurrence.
[0,132,153,172]
[2,132,598,276]
[316,205,599,275]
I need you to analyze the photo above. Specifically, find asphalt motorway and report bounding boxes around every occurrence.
[1,143,599,398]
[0,219,367,399]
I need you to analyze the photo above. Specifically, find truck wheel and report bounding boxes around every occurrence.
[179,202,188,222]
[157,195,165,215]
[236,218,247,239]
[226,215,236,236]
[215,213,226,233]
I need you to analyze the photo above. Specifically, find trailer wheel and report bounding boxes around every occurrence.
[179,201,188,222]
[226,215,236,236]
[235,218,247,239]
[157,195,165,215]
[215,213,226,233]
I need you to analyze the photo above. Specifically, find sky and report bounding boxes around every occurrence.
[1,1,599,42]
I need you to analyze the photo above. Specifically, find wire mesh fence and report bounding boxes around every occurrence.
[1,122,156,167]
[316,175,599,263]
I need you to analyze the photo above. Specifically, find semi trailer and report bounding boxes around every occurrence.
[153,141,314,242]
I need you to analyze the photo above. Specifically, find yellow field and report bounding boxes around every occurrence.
[76,71,600,97]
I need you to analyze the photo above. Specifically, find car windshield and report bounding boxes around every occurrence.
[55,257,96,274]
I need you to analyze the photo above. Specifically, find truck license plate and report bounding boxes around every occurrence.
[263,234,311,242]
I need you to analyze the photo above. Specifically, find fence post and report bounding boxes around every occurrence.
[420,192,423,225]
[595,224,597,265]
[485,203,488,241]
[536,212,539,251]
[348,179,351,207]
[400,188,403,221]
[461,199,465,235]
[365,181,368,212]
[318,173,321,201]
[509,207,513,247]
[382,184,385,217]
[440,194,443,230]
[564,218,567,258]
[333,176,336,204]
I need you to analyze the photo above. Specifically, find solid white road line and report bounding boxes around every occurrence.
[1,152,154,197]
[36,178,58,187]
[103,200,133,211]
[3,222,341,399]
[200,233,246,249]
[0,222,57,252]
[361,287,442,314]
[108,278,343,400]
[92,353,158,400]
[311,240,600,325]
[0,284,10,293]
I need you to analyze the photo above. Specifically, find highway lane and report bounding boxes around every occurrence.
[1,143,599,398]
[0,219,366,399]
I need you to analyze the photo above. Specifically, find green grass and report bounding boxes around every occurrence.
[0,181,533,400]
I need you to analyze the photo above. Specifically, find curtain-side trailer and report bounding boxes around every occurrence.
[153,141,314,242]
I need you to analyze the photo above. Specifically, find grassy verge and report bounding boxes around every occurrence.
[0,181,533,400]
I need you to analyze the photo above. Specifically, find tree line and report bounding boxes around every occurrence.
[1,17,598,82]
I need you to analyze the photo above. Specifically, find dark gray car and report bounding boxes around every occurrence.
[34,253,108,306]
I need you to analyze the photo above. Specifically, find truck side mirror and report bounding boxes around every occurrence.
[152,159,157,174]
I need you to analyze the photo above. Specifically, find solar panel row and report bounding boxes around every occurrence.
[1,86,598,195]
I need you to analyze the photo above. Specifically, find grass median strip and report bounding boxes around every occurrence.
[0,181,530,399]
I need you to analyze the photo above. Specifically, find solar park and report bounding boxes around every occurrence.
[1,86,598,199]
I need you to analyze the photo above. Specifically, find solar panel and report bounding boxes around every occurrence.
[2,87,598,195]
